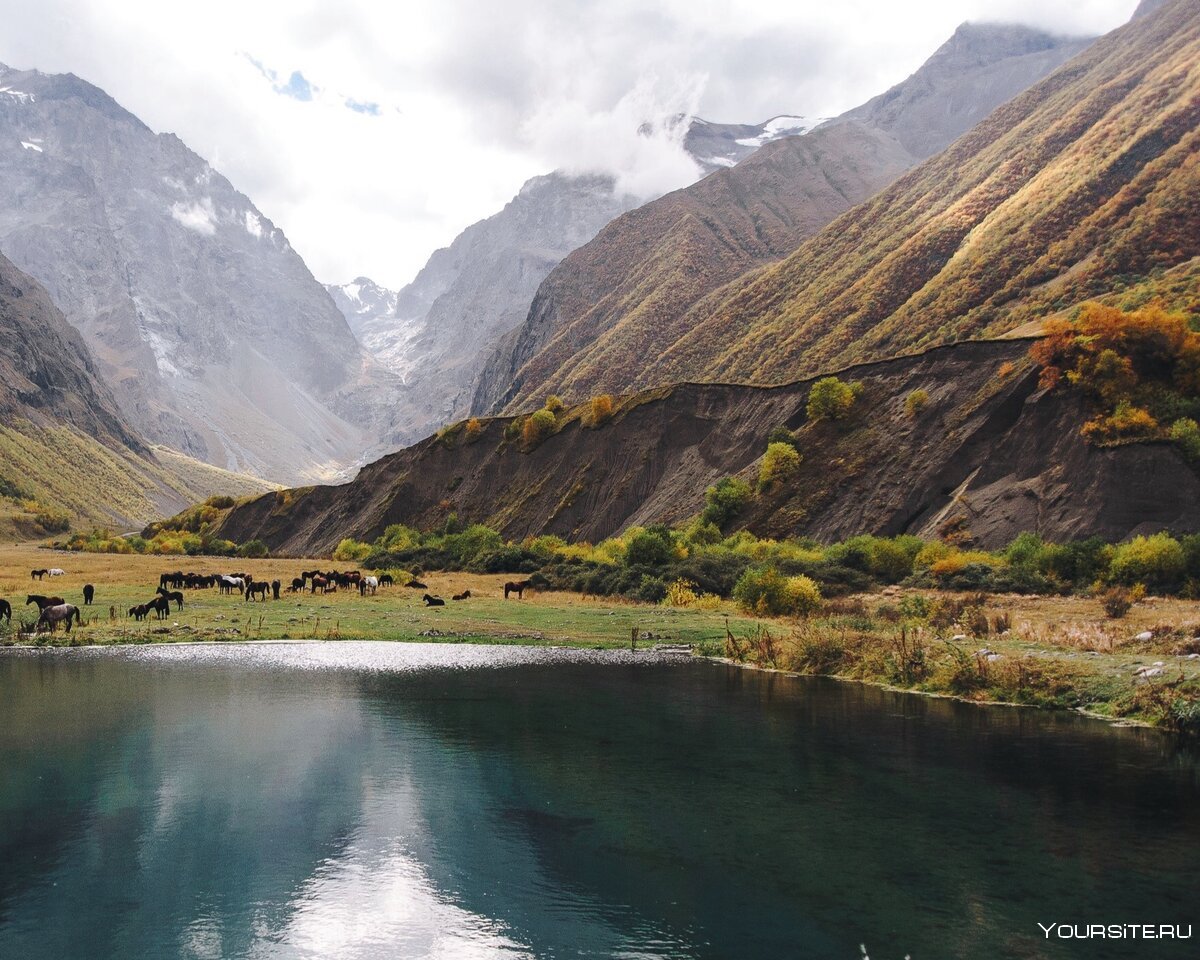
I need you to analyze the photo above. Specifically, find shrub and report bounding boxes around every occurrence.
[544,395,565,414]
[806,376,862,422]
[700,476,753,529]
[758,441,801,491]
[503,419,522,441]
[1108,533,1185,593]
[904,388,930,418]
[1100,584,1145,619]
[766,426,801,451]
[625,526,675,568]
[35,508,71,533]
[522,409,557,446]
[733,567,822,617]
[866,538,917,583]
[237,539,270,559]
[333,538,373,562]
[662,578,721,610]
[1169,418,1200,461]
[464,417,483,442]
[586,395,614,427]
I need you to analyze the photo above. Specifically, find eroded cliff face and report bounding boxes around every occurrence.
[216,338,1200,555]
[0,64,389,484]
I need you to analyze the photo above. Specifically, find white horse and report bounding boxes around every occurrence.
[48,568,65,577]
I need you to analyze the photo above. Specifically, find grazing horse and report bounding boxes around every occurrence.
[37,603,82,633]
[48,568,65,577]
[271,579,281,600]
[0,599,10,624]
[128,604,149,621]
[379,574,394,587]
[289,577,305,593]
[504,580,532,599]
[27,595,65,611]
[82,584,95,606]
[452,590,471,601]
[245,581,270,602]
[157,587,185,610]
[31,569,48,580]
[359,576,378,596]
[422,594,445,607]
[406,578,428,589]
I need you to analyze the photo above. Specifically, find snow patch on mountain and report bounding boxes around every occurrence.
[170,197,218,235]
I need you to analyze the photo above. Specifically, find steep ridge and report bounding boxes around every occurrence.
[473,22,1090,414]
[215,337,1200,556]
[0,63,391,484]
[0,252,275,536]
[652,0,1200,387]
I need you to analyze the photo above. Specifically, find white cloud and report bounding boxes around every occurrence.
[0,0,1140,288]
[170,197,218,235]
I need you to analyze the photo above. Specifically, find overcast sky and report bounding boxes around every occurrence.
[0,0,1139,289]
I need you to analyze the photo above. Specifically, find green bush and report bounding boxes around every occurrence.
[766,426,801,451]
[700,476,753,529]
[523,409,557,446]
[733,567,822,617]
[333,538,373,562]
[1169,418,1200,461]
[237,539,270,559]
[1108,533,1185,593]
[904,388,930,418]
[806,376,863,422]
[625,526,675,568]
[758,441,801,490]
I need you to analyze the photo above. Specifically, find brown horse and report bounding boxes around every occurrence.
[504,580,531,599]
[452,590,471,601]
[244,581,270,601]
[27,595,65,610]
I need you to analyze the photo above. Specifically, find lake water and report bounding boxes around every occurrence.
[0,643,1196,960]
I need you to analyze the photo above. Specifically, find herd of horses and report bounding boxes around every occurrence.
[2,566,536,637]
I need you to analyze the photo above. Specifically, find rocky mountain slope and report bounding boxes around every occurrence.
[472,22,1091,414]
[0,252,275,536]
[328,116,839,445]
[0,63,391,484]
[651,0,1199,388]
[215,336,1200,555]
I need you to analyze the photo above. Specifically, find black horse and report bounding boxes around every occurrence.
[83,584,95,606]
[129,604,149,621]
[422,594,445,607]
[245,581,270,602]
[271,579,281,600]
[289,577,305,593]
[0,599,10,624]
[31,569,48,581]
[148,596,170,620]
[452,590,471,601]
[379,574,394,587]
[406,578,428,589]
[157,586,185,610]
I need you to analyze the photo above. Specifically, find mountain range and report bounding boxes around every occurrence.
[0,62,395,485]
[472,21,1092,414]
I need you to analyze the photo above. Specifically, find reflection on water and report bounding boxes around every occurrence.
[0,643,1197,959]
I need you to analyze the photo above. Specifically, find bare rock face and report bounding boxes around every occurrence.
[0,250,141,452]
[470,22,1092,416]
[0,64,386,484]
[328,173,642,446]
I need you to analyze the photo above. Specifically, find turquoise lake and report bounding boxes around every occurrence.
[0,643,1196,959]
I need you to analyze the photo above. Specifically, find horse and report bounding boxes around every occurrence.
[406,578,428,589]
[128,604,148,621]
[422,594,445,607]
[148,596,170,620]
[0,599,10,624]
[218,576,243,595]
[452,590,471,601]
[31,569,47,580]
[48,568,65,577]
[289,577,305,593]
[37,603,82,633]
[245,581,270,602]
[379,574,394,587]
[156,586,185,610]
[311,575,328,594]
[27,595,65,611]
[359,576,378,596]
[82,584,95,606]
[504,580,532,599]
[271,579,281,600]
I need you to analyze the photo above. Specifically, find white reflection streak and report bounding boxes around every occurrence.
[254,838,532,959]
